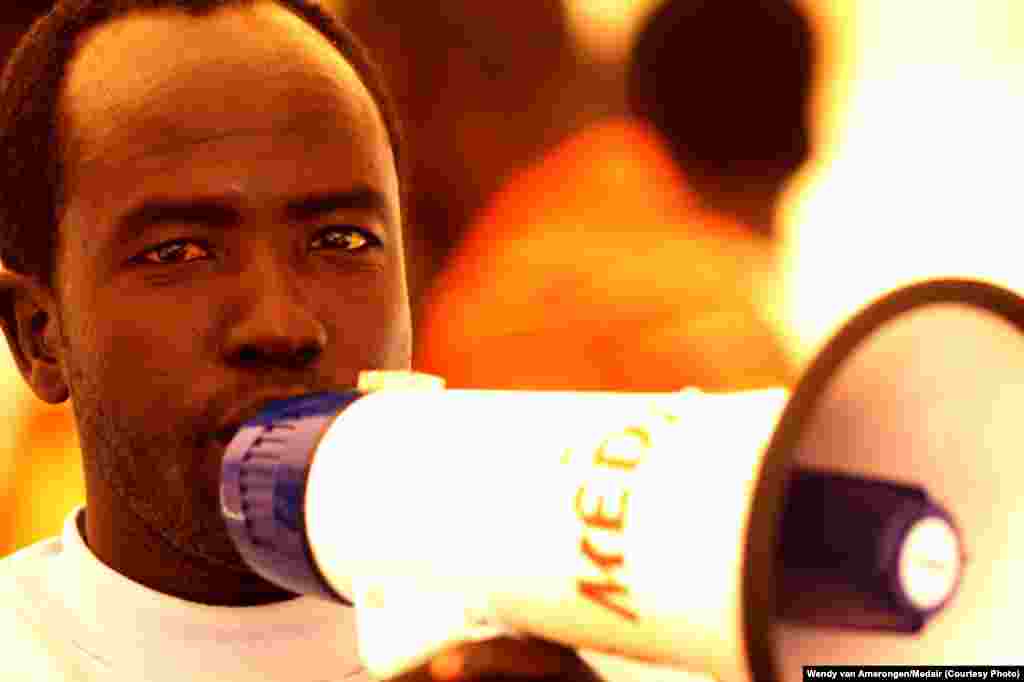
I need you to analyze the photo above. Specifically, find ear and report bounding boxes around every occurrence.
[0,269,70,404]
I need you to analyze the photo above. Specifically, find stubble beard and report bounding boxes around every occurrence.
[62,339,254,575]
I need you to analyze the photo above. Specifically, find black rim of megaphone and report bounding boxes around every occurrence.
[742,277,1024,682]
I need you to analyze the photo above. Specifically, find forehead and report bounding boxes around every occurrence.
[60,1,390,182]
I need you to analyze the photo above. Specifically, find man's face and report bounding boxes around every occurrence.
[53,2,410,570]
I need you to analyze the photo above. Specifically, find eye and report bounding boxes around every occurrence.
[310,226,381,252]
[131,239,212,265]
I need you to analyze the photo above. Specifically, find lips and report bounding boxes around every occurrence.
[211,391,313,446]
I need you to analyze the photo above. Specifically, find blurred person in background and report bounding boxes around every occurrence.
[414,0,816,393]
[343,0,618,319]
[0,1,607,679]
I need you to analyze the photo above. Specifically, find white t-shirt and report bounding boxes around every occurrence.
[0,507,714,682]
[0,506,371,681]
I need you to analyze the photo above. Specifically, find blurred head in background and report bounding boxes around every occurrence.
[629,0,816,237]
[344,0,619,311]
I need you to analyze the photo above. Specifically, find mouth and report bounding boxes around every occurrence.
[210,391,314,447]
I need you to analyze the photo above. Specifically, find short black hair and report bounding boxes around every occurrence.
[0,0,403,295]
[629,0,815,206]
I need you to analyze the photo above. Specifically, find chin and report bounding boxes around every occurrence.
[180,526,252,571]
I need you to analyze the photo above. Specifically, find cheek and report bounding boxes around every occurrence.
[104,298,204,356]
[372,297,412,367]
[83,290,209,401]
[318,275,412,371]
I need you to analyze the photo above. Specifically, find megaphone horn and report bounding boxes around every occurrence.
[751,278,1024,680]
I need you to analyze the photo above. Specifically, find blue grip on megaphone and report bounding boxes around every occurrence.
[219,390,363,602]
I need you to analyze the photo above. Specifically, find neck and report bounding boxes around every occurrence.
[690,175,782,239]
[82,474,298,607]
[712,194,778,239]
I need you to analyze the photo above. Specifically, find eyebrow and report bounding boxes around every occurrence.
[113,186,392,245]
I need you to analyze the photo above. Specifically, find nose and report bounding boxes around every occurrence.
[221,257,327,372]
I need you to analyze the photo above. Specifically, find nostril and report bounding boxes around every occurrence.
[231,343,321,369]
[236,345,264,367]
[293,344,322,367]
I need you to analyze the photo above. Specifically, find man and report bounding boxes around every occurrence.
[0,1,601,680]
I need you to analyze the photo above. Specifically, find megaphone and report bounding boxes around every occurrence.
[219,278,1024,681]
